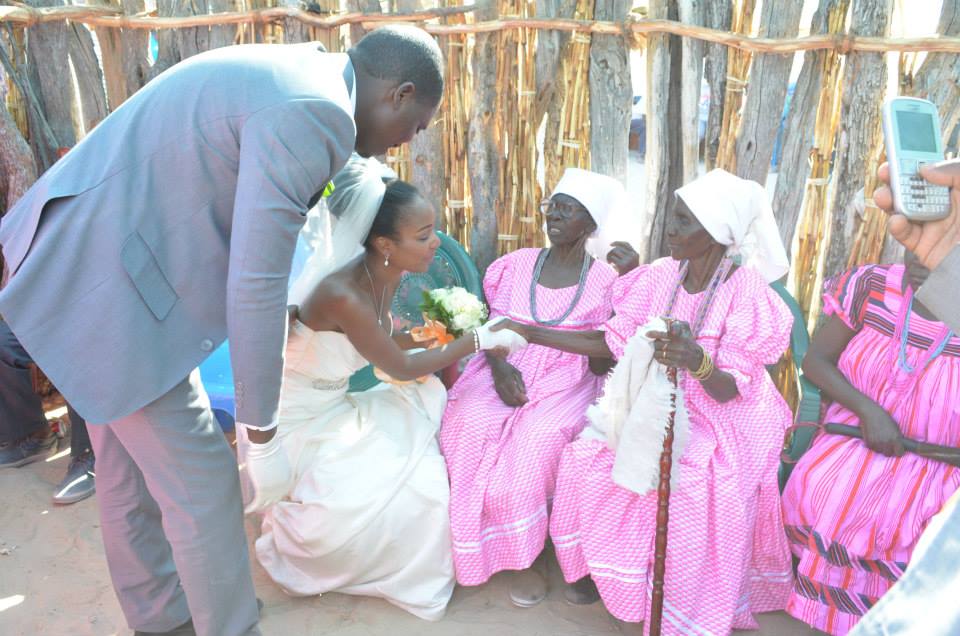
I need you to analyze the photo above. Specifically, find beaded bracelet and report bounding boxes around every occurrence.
[472,330,480,353]
[690,347,715,381]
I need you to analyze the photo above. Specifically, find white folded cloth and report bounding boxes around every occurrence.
[583,317,691,495]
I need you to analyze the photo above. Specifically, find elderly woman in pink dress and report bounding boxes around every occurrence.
[780,251,960,635]
[501,169,796,634]
[440,168,640,606]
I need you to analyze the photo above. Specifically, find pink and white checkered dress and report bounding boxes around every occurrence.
[550,257,795,634]
[440,248,617,585]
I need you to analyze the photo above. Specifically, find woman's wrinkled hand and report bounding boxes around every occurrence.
[490,360,528,407]
[490,317,529,341]
[858,402,906,457]
[607,241,641,276]
[647,320,703,371]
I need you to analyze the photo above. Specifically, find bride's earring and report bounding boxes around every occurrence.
[384,254,390,268]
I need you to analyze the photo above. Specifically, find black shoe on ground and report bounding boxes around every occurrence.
[0,433,57,468]
[52,450,95,505]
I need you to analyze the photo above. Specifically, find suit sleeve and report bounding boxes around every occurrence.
[227,98,355,427]
[916,245,960,333]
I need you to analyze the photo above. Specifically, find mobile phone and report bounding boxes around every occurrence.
[882,97,950,221]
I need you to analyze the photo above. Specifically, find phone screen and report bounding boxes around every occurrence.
[897,110,938,152]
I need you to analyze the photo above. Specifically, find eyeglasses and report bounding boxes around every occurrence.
[539,199,586,219]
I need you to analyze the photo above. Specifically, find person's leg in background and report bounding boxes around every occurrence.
[0,318,55,467]
[52,405,96,504]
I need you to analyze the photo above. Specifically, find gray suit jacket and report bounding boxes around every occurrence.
[0,43,356,425]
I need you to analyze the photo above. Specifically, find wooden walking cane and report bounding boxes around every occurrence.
[649,363,679,636]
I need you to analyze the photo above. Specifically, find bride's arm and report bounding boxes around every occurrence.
[392,332,424,351]
[324,290,476,381]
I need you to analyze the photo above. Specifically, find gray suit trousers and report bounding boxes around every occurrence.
[87,370,260,635]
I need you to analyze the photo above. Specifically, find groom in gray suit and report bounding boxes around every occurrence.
[0,26,443,636]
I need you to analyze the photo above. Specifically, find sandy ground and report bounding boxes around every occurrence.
[1,155,814,635]
[0,437,821,636]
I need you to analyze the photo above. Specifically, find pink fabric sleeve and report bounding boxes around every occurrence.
[482,252,515,319]
[603,264,652,359]
[713,279,793,400]
[821,265,879,331]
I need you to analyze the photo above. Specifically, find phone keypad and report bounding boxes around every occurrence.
[900,173,950,216]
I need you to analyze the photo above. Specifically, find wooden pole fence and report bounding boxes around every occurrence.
[4,5,960,55]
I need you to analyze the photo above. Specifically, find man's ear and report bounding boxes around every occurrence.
[392,81,417,108]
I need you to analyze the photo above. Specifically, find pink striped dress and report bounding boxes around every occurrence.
[440,248,618,585]
[781,264,960,635]
[550,257,795,634]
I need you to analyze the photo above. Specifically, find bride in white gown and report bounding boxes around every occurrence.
[247,155,527,621]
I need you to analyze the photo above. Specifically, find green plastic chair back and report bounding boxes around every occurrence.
[769,281,823,491]
[347,231,482,392]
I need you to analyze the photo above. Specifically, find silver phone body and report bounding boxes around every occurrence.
[882,96,950,221]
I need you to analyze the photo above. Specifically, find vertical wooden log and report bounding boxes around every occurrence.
[535,0,577,190]
[677,0,703,185]
[68,23,109,133]
[703,1,731,172]
[152,0,237,78]
[398,0,447,226]
[468,0,501,274]
[541,0,590,192]
[589,0,631,184]
[823,0,892,280]
[644,0,686,261]
[733,0,804,185]
[771,0,850,255]
[911,0,960,116]
[120,0,151,90]
[25,0,75,164]
[0,92,36,213]
[0,32,59,171]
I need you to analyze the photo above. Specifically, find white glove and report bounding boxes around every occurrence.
[240,426,293,514]
[476,316,528,355]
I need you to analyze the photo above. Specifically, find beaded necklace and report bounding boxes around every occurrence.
[529,248,592,326]
[888,285,953,392]
[663,257,734,338]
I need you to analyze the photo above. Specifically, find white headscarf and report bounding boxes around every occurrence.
[674,169,789,282]
[287,154,387,306]
[549,168,640,262]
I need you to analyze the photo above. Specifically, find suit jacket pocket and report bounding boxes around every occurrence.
[120,232,179,321]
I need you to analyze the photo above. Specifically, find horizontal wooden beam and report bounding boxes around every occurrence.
[0,5,477,30]
[1,5,960,55]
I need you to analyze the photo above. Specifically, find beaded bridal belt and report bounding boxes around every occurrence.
[311,377,349,391]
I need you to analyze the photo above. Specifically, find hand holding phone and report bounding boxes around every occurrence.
[882,97,950,222]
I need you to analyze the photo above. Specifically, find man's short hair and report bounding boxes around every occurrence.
[349,25,444,104]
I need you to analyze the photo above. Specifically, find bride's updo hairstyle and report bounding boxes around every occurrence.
[364,179,423,248]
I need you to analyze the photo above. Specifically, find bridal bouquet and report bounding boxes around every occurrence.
[374,287,488,386]
[413,287,489,345]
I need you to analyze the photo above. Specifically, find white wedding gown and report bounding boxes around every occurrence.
[254,320,455,620]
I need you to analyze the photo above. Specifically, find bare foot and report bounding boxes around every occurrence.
[508,568,548,608]
[564,575,600,605]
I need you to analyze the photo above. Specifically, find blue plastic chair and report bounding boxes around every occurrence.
[199,231,482,424]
